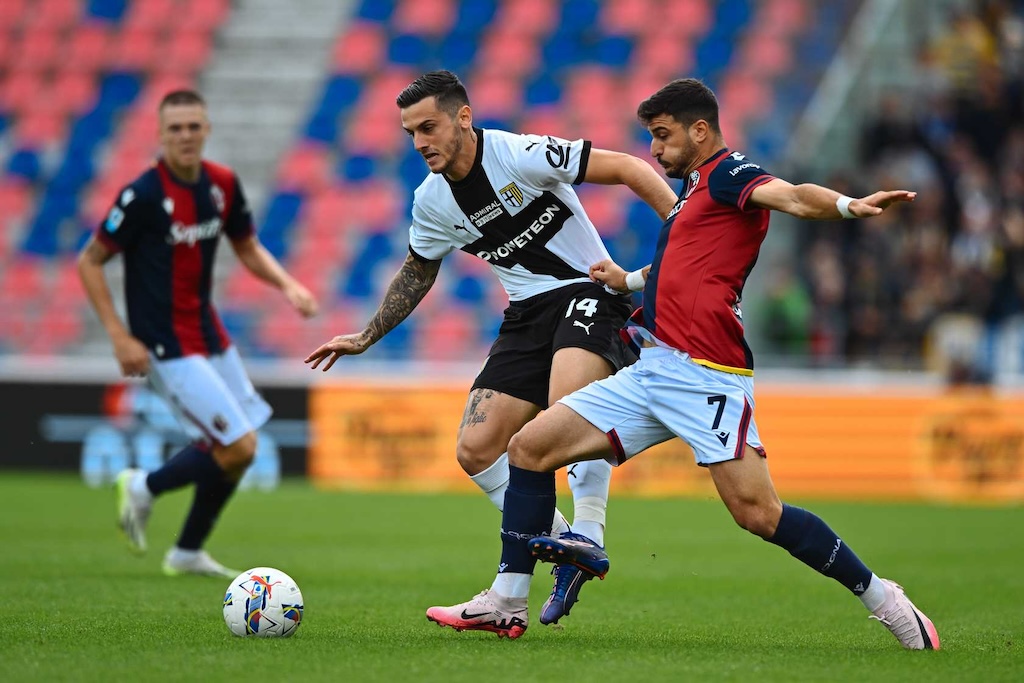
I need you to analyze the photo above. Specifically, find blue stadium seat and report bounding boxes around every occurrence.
[22,191,78,255]
[342,233,394,299]
[259,192,303,259]
[439,31,478,72]
[86,0,126,21]
[595,35,633,67]
[357,0,394,22]
[51,153,95,193]
[524,75,563,107]
[453,274,486,304]
[453,0,496,32]
[96,73,141,112]
[542,30,586,70]
[340,154,377,182]
[388,33,431,66]
[6,149,42,183]
[560,0,601,33]
[399,147,427,192]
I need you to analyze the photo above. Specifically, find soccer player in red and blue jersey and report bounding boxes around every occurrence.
[426,79,940,650]
[78,90,317,577]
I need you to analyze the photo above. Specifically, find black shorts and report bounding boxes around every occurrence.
[472,281,636,408]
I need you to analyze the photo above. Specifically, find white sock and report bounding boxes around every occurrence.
[491,572,531,599]
[469,452,510,509]
[858,574,887,612]
[130,470,154,504]
[566,460,611,546]
[469,451,572,536]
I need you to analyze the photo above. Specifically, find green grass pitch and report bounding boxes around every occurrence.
[2,474,1021,682]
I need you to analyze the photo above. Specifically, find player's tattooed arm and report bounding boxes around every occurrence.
[364,254,440,344]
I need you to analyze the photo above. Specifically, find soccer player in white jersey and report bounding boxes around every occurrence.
[306,70,677,626]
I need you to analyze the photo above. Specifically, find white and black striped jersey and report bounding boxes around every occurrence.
[408,128,612,301]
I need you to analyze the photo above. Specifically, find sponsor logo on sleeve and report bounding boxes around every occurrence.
[105,206,125,233]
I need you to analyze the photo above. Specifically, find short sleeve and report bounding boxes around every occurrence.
[516,133,593,188]
[94,185,147,253]
[708,151,775,211]
[225,174,255,241]
[407,199,454,261]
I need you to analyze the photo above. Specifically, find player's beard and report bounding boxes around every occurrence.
[436,132,464,177]
[663,136,699,179]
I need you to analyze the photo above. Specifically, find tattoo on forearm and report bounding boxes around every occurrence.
[366,255,439,342]
[460,389,493,428]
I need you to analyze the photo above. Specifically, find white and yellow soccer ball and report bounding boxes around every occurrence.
[223,567,304,638]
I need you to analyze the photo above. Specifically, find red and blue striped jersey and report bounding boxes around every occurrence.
[630,148,774,375]
[95,159,254,359]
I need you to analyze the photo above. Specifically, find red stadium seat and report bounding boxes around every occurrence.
[392,0,455,37]
[415,307,479,361]
[331,22,387,75]
[663,0,713,38]
[0,0,28,31]
[0,258,47,308]
[302,185,353,236]
[8,27,62,73]
[24,0,80,30]
[631,31,694,81]
[110,28,162,73]
[762,0,811,35]
[14,112,66,148]
[52,71,99,115]
[0,181,32,229]
[476,31,538,78]
[157,29,213,75]
[28,304,84,354]
[344,116,405,157]
[276,144,333,194]
[122,0,177,31]
[599,0,655,36]
[718,71,772,124]
[518,106,572,139]
[495,0,559,37]
[465,71,522,118]
[738,31,794,78]
[0,71,45,115]
[222,267,268,308]
[62,21,111,73]
[178,0,231,32]
[50,259,86,310]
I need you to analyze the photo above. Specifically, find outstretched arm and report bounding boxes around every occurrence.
[231,235,318,317]
[583,149,679,220]
[748,178,916,220]
[305,253,441,371]
[77,236,150,377]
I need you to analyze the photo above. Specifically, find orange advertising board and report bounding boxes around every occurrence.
[309,384,1024,503]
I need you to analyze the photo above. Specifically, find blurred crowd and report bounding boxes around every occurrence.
[764,0,1024,382]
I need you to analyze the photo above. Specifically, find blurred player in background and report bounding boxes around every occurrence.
[427,78,940,650]
[305,70,676,624]
[78,90,318,577]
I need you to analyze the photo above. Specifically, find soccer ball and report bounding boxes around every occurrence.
[223,567,304,638]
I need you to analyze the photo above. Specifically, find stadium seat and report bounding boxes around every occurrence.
[86,0,127,22]
[356,0,395,23]
[331,22,387,75]
[122,0,176,31]
[496,0,559,37]
[178,0,231,33]
[466,71,522,119]
[62,21,112,74]
[14,112,66,149]
[24,0,81,30]
[453,0,496,33]
[8,27,62,73]
[276,145,332,194]
[52,72,99,116]
[392,0,455,37]
[0,0,28,31]
[159,29,213,75]
[438,31,479,73]
[1,71,45,116]
[599,0,654,36]
[414,306,480,361]
[476,30,538,78]
[109,27,161,73]
[388,33,432,66]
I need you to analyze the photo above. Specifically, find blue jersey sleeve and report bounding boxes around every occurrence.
[708,151,774,211]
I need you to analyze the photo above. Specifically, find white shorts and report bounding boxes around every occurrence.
[559,346,764,466]
[146,346,272,446]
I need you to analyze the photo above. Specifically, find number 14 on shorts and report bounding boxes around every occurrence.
[565,297,598,318]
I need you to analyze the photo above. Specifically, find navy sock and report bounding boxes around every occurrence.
[767,504,873,595]
[177,475,239,550]
[146,443,222,496]
[499,466,556,575]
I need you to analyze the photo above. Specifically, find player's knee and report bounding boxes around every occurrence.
[220,432,257,471]
[729,499,781,539]
[455,439,501,476]
[507,429,547,470]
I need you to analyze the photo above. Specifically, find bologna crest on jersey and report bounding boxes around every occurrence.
[684,170,700,199]
[499,182,524,208]
[210,184,226,214]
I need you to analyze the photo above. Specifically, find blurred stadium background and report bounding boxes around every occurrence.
[1,0,1022,501]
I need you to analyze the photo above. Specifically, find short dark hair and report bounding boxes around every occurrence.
[395,70,470,117]
[159,89,206,111]
[637,79,720,133]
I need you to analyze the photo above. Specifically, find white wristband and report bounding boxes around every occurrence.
[625,269,646,292]
[836,195,855,219]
